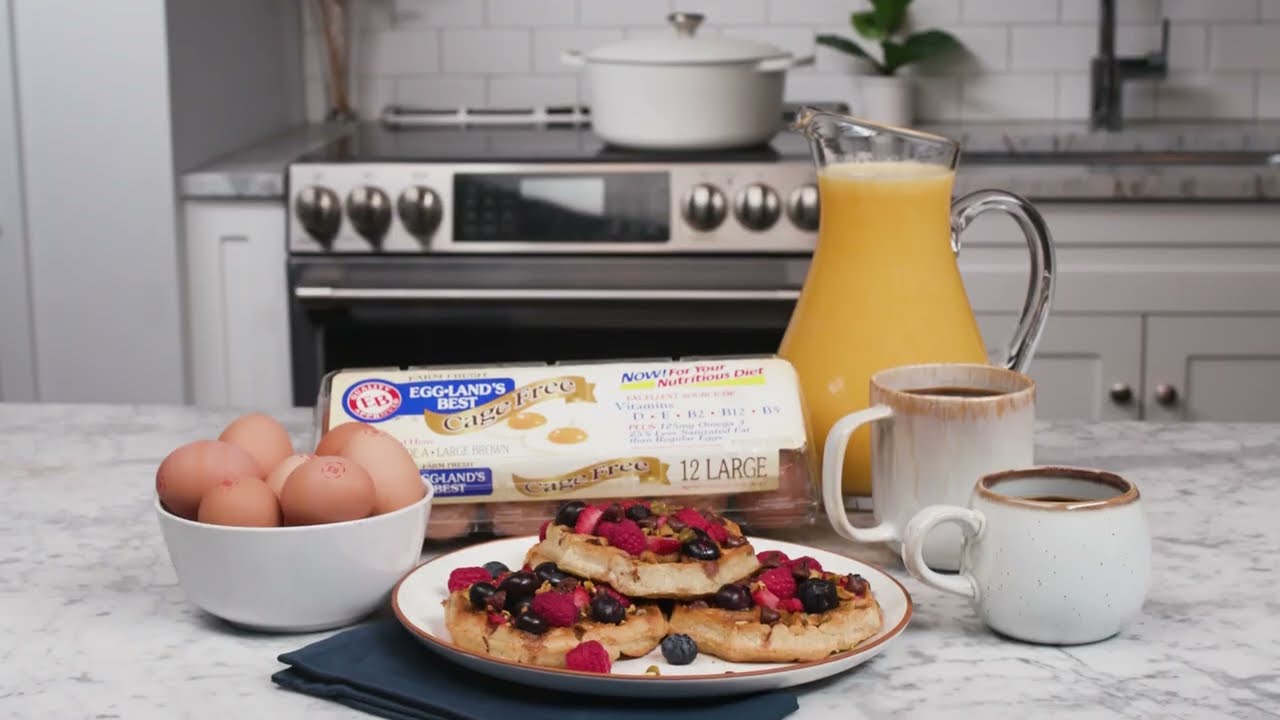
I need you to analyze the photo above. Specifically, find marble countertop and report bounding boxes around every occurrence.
[181,121,1280,202]
[3,403,1277,719]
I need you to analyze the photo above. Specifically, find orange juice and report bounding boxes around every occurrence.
[779,161,989,496]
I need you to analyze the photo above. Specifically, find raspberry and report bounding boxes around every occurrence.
[538,520,551,541]
[571,586,591,610]
[704,522,729,545]
[605,519,646,556]
[673,508,710,531]
[752,586,781,611]
[781,597,805,613]
[788,556,823,575]
[757,550,789,567]
[646,535,681,555]
[448,567,493,592]
[487,612,508,626]
[620,499,650,510]
[595,520,621,544]
[531,591,580,627]
[597,583,631,608]
[758,567,797,599]
[565,640,611,673]
[574,504,605,535]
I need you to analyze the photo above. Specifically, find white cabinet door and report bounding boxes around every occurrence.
[1144,316,1280,422]
[978,314,1143,421]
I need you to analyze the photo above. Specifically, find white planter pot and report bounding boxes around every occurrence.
[857,76,914,128]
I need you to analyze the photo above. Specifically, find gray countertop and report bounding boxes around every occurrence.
[180,121,1280,202]
[3,402,1278,718]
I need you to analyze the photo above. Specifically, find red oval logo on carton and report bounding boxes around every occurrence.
[346,381,402,421]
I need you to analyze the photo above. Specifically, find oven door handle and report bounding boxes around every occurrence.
[294,286,802,302]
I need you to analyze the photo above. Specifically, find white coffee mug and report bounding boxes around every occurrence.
[823,363,1035,571]
[903,467,1151,645]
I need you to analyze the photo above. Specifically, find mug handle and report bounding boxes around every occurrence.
[822,405,896,544]
[902,504,984,599]
[950,190,1056,372]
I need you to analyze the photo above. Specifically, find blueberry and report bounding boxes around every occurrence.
[713,584,752,611]
[660,633,698,665]
[600,503,624,523]
[624,504,652,521]
[681,537,721,561]
[589,593,626,624]
[498,571,539,599]
[514,612,549,635]
[483,561,510,578]
[468,582,496,610]
[797,578,839,614]
[534,561,564,584]
[554,501,587,527]
[506,594,533,616]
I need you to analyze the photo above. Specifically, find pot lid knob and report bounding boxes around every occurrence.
[667,12,704,37]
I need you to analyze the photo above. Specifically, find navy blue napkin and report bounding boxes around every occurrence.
[272,617,800,720]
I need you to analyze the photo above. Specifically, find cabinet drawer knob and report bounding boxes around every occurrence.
[1108,383,1133,404]
[1154,384,1180,407]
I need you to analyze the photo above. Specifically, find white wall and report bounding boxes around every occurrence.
[0,0,36,401]
[303,0,1280,122]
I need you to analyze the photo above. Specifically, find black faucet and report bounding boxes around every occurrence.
[1090,0,1169,131]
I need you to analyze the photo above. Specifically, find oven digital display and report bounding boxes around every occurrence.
[454,172,670,243]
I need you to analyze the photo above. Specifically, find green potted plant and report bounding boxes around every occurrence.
[817,0,963,126]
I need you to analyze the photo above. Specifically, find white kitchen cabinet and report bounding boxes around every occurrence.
[978,313,1144,421]
[1143,315,1280,422]
[183,200,293,410]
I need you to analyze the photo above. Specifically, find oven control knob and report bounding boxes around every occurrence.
[681,183,727,232]
[397,186,443,238]
[734,183,781,231]
[346,186,392,243]
[295,185,342,243]
[786,184,820,231]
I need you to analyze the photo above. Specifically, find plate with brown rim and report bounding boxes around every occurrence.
[391,536,912,698]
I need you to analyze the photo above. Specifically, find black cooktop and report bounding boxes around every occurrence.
[294,123,812,164]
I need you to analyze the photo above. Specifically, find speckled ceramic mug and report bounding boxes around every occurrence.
[903,467,1151,645]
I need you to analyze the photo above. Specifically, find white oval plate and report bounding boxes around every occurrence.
[392,536,912,698]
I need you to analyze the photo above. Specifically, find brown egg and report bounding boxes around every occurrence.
[197,476,282,527]
[280,456,376,525]
[156,440,262,519]
[315,421,367,456]
[338,426,426,515]
[488,501,558,536]
[265,453,315,497]
[735,449,815,530]
[425,503,476,540]
[218,412,294,476]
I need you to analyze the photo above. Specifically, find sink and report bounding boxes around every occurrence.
[964,151,1280,167]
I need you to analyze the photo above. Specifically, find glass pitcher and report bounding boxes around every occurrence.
[781,109,1055,497]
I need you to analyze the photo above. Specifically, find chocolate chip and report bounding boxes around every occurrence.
[721,534,749,548]
[759,606,781,624]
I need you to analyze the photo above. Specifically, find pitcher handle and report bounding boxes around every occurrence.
[950,189,1056,372]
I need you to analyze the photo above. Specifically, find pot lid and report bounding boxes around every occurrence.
[584,12,790,65]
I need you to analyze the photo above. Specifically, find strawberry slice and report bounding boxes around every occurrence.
[782,597,805,613]
[487,612,508,626]
[752,587,781,611]
[646,535,682,555]
[571,586,591,610]
[574,504,605,535]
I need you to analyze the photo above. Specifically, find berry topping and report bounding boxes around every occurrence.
[603,519,647,556]
[721,534,750,548]
[788,556,823,577]
[485,590,507,613]
[703,522,730,545]
[646,535,682,555]
[531,590,581,627]
[589,593,626,624]
[482,561,510,578]
[752,586,781,611]
[841,573,870,597]
[660,633,699,665]
[681,537,721,561]
[554,500,587,527]
[757,567,797,600]
[448,566,493,592]
[498,571,539,599]
[759,606,781,624]
[782,597,805,613]
[487,612,508,626]
[624,503,652,521]
[600,502,625,523]
[565,640,612,673]
[596,584,631,608]
[757,550,789,567]
[797,578,839,614]
[714,584,752,611]
[468,582,496,610]
[534,561,568,586]
[672,508,710,532]
[508,595,534,617]
[514,612,549,635]
[571,586,591,610]
[574,504,605,535]
[539,520,551,541]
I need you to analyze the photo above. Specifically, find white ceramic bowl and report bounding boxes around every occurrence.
[156,482,432,632]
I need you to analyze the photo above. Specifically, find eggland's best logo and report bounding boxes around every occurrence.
[344,380,403,421]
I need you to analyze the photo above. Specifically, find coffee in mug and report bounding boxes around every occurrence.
[902,467,1150,645]
[822,363,1035,571]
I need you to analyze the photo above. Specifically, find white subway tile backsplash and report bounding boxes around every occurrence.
[728,26,816,58]
[533,28,623,72]
[1166,23,1208,70]
[1055,73,1157,121]
[1058,0,1161,23]
[1210,25,1280,71]
[487,0,576,27]
[767,0,851,26]
[392,0,485,28]
[962,0,1057,24]
[1156,72,1255,118]
[356,76,397,117]
[677,0,767,26]
[908,0,962,29]
[916,25,1008,75]
[1264,3,1280,20]
[488,74,579,106]
[815,41,873,74]
[1163,0,1258,21]
[442,29,531,72]
[784,73,854,105]
[961,74,1057,120]
[1010,25,1093,71]
[914,75,963,120]
[1257,74,1280,115]
[359,30,439,76]
[579,0,672,26]
[396,74,488,107]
